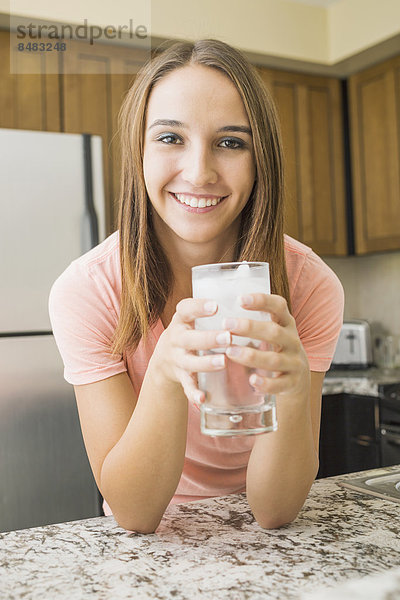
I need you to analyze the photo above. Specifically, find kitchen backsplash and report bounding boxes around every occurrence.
[324,250,400,337]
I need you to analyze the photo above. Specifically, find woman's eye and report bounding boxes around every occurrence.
[219,138,245,149]
[157,133,182,145]
[154,134,245,149]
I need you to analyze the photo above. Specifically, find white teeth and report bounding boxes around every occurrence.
[174,193,224,208]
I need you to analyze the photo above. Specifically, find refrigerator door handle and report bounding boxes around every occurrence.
[81,133,99,253]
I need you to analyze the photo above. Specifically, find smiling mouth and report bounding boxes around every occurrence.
[171,192,228,208]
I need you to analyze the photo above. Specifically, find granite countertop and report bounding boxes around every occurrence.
[1,466,400,600]
[301,566,400,599]
[322,367,400,397]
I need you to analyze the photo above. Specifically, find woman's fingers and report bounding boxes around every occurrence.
[181,328,231,351]
[180,371,204,406]
[175,297,218,323]
[167,293,309,400]
[226,345,288,372]
[240,293,293,327]
[222,316,289,351]
[178,350,226,373]
[249,372,292,395]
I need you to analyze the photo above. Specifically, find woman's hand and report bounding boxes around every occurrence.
[153,298,231,404]
[225,293,310,399]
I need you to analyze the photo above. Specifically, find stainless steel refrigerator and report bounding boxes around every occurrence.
[0,128,106,532]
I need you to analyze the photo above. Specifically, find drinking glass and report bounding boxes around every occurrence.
[192,261,277,436]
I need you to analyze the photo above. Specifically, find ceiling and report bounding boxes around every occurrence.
[286,0,342,6]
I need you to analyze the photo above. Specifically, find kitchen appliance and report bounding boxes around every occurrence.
[0,128,106,532]
[374,334,400,370]
[331,320,373,369]
[379,383,400,468]
[318,380,400,479]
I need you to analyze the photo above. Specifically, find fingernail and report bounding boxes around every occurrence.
[211,354,225,367]
[226,346,242,357]
[240,295,254,306]
[250,374,263,386]
[204,301,217,314]
[216,331,231,345]
[222,318,238,330]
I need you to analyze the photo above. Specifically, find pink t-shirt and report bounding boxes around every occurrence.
[48,230,344,515]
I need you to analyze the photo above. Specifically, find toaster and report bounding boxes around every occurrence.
[331,320,373,369]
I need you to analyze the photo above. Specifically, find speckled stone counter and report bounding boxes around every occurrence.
[301,566,400,599]
[1,466,400,600]
[322,367,400,397]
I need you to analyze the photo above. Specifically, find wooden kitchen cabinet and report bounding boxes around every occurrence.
[0,30,61,131]
[61,40,148,233]
[348,55,400,254]
[257,67,348,256]
[3,26,399,255]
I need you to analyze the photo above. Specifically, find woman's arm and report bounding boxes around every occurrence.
[246,371,323,529]
[222,293,322,529]
[74,298,228,534]
[93,368,189,533]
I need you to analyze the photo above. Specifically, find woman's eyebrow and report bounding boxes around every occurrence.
[148,119,252,136]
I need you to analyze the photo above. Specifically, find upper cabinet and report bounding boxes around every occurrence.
[61,41,148,233]
[348,55,400,254]
[258,67,348,256]
[1,26,399,256]
[0,30,61,131]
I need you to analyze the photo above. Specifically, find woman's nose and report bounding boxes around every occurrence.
[181,144,218,187]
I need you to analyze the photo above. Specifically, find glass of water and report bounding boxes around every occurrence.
[192,261,277,437]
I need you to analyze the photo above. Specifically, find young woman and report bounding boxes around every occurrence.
[49,39,344,533]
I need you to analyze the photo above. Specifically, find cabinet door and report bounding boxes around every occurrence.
[318,393,381,479]
[345,394,380,441]
[0,30,61,131]
[258,68,347,256]
[61,41,147,234]
[348,55,400,253]
[345,394,381,473]
[318,394,348,478]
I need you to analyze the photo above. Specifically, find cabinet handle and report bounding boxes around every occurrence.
[357,435,374,442]
[356,439,371,447]
[381,431,400,445]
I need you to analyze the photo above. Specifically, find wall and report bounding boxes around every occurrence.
[2,0,400,65]
[325,252,400,336]
[329,0,400,62]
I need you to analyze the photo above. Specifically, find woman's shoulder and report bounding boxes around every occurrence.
[283,233,344,315]
[284,234,339,284]
[284,234,314,263]
[71,229,120,274]
[48,231,126,385]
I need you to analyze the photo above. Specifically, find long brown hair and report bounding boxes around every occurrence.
[110,39,290,357]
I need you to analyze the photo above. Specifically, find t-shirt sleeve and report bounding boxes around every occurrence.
[48,262,127,385]
[290,251,344,372]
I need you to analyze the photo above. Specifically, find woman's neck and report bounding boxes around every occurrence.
[167,236,238,296]
[154,217,240,297]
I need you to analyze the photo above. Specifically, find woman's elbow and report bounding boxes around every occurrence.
[114,513,162,534]
[253,510,299,530]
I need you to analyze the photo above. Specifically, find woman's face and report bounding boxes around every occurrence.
[143,64,256,249]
